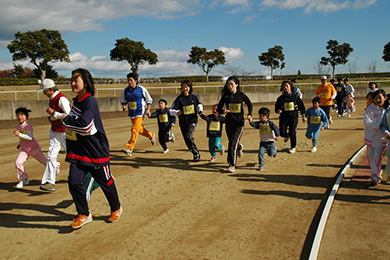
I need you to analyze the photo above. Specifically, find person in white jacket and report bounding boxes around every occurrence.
[364,89,387,185]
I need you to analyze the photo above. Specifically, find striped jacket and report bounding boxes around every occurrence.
[63,93,110,167]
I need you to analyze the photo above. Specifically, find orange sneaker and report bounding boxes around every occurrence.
[108,206,123,223]
[71,213,92,229]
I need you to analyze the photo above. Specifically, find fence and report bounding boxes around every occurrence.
[1,80,390,102]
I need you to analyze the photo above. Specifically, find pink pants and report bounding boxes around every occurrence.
[15,145,47,181]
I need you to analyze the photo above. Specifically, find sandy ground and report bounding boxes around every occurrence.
[0,98,389,260]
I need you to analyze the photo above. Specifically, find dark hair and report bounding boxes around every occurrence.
[312,96,321,104]
[15,107,31,119]
[72,68,95,96]
[383,93,390,109]
[222,76,240,96]
[344,78,349,82]
[280,80,292,92]
[158,99,167,105]
[181,80,193,95]
[337,77,342,81]
[290,79,296,83]
[372,89,386,99]
[368,82,377,89]
[127,72,139,82]
[330,78,335,83]
[258,107,270,118]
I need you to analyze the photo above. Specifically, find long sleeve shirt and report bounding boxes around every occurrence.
[250,120,280,142]
[63,93,110,167]
[364,102,386,147]
[200,113,226,138]
[170,93,203,125]
[306,107,328,128]
[274,92,306,119]
[217,91,253,127]
[120,84,153,118]
[150,107,176,131]
[316,83,337,106]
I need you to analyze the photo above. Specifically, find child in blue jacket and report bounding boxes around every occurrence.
[305,96,328,152]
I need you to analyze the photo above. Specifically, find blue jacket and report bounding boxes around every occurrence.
[120,84,153,118]
[306,107,328,128]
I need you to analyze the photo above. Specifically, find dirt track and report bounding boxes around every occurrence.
[0,98,389,260]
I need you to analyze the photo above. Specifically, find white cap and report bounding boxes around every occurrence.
[37,79,55,93]
[321,76,327,80]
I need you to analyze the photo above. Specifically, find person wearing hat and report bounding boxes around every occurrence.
[316,76,336,127]
[37,79,71,191]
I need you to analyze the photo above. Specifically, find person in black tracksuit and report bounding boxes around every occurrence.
[334,77,346,117]
[62,68,121,229]
[217,76,253,173]
[149,99,176,153]
[170,80,203,161]
[274,80,307,154]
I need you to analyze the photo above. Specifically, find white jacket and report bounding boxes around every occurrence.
[364,103,386,147]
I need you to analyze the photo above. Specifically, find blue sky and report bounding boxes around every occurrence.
[0,0,389,79]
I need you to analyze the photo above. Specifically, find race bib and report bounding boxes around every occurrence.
[50,115,58,121]
[284,102,294,111]
[320,92,328,99]
[159,114,169,123]
[19,129,26,141]
[260,124,271,134]
[129,102,137,110]
[229,103,241,113]
[310,116,321,124]
[183,105,195,115]
[347,100,351,105]
[209,121,220,131]
[66,129,77,141]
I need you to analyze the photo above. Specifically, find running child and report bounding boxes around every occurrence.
[305,97,328,153]
[250,107,280,171]
[364,89,387,186]
[200,104,226,162]
[344,93,355,117]
[149,99,176,154]
[13,107,47,188]
[217,76,253,173]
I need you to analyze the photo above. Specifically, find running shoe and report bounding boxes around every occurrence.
[170,133,175,143]
[227,165,236,173]
[108,206,123,223]
[289,148,296,154]
[16,179,29,189]
[238,144,244,158]
[220,145,225,155]
[122,148,133,157]
[310,146,317,153]
[163,149,170,154]
[150,134,156,146]
[71,213,92,229]
[40,182,56,192]
[210,157,216,162]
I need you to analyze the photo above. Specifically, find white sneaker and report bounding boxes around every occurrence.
[238,144,244,158]
[163,149,169,154]
[347,114,351,117]
[228,165,236,173]
[122,148,133,157]
[56,162,61,175]
[311,146,317,152]
[16,179,29,188]
[170,133,175,143]
[329,117,333,124]
[150,134,156,146]
[289,148,296,154]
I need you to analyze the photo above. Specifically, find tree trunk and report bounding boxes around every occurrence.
[271,67,274,80]
[206,72,209,82]
[332,65,335,79]
[40,69,46,81]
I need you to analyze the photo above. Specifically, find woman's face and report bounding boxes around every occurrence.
[374,93,385,108]
[71,72,85,94]
[283,82,291,94]
[182,83,190,96]
[227,80,238,94]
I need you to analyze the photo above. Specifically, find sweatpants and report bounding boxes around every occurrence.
[208,137,223,158]
[226,122,244,166]
[179,122,199,155]
[158,128,173,151]
[366,145,386,183]
[305,125,321,146]
[127,117,153,151]
[279,117,298,149]
[68,163,120,216]
[41,130,66,185]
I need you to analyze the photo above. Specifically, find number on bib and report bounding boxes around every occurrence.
[310,116,321,124]
[183,105,195,115]
[284,102,294,111]
[209,121,220,131]
[66,129,77,141]
[159,114,169,123]
[229,103,241,113]
[129,102,137,110]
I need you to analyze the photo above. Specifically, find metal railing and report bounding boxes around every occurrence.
[1,80,390,102]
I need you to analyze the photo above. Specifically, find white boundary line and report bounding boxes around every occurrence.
[308,145,367,260]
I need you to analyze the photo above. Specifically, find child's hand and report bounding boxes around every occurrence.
[46,107,54,115]
[302,117,307,123]
[177,111,182,116]
[277,110,282,114]
[224,109,229,114]
[247,115,253,123]
[321,126,324,131]
[16,144,20,149]
[13,130,20,136]
[171,124,175,127]
[275,137,279,141]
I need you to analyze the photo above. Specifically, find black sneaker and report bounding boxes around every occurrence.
[193,153,201,162]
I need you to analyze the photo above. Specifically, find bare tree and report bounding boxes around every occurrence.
[367,60,377,73]
[347,62,358,74]
[222,65,255,77]
[314,61,331,75]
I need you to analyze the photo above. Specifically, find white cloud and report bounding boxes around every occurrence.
[0,0,202,40]
[259,0,377,13]
[219,47,245,63]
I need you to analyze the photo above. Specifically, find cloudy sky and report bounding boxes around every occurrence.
[0,0,389,79]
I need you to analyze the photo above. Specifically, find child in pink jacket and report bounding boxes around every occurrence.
[14,107,47,188]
